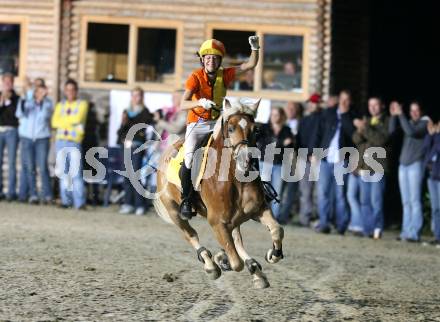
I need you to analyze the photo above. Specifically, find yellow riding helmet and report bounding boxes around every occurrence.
[198,39,226,57]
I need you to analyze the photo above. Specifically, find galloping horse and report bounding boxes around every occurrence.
[154,98,284,288]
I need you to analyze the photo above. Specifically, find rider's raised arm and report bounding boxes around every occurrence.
[236,36,260,76]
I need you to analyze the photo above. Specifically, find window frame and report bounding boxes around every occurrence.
[79,16,183,91]
[206,22,310,101]
[0,16,28,85]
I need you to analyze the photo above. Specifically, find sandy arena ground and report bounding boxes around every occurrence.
[0,202,439,321]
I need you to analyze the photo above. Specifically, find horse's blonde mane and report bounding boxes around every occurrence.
[212,97,260,141]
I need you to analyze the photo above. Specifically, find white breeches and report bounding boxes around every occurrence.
[183,121,216,168]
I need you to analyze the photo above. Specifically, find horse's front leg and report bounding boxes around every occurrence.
[162,198,221,279]
[232,227,270,289]
[257,208,285,264]
[210,221,244,272]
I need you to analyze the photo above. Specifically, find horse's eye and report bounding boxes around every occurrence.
[228,126,235,133]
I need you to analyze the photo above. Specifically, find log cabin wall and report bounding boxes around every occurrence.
[0,0,60,100]
[59,0,332,110]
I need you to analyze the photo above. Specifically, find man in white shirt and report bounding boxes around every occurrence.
[315,90,356,234]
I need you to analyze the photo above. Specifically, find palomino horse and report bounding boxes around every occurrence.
[154,98,284,289]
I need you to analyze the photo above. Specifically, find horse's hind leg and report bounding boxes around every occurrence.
[232,227,269,289]
[257,209,285,264]
[163,199,221,280]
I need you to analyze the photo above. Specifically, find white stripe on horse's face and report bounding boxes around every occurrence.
[238,118,248,130]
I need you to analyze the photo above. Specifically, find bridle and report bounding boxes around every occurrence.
[219,109,280,202]
[221,113,254,160]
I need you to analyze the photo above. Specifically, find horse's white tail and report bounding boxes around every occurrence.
[153,198,174,224]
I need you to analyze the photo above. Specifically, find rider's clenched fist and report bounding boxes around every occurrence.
[248,36,260,50]
[198,98,216,110]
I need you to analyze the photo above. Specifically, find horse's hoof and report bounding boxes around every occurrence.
[265,248,282,264]
[253,277,270,289]
[206,262,222,280]
[214,251,232,272]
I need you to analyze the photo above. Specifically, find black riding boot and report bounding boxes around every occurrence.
[179,163,195,220]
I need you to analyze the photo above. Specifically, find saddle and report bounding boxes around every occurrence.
[166,134,214,191]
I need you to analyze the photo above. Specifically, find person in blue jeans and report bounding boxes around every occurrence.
[117,87,154,216]
[423,121,440,247]
[352,97,390,239]
[51,79,89,210]
[296,94,322,226]
[315,90,356,234]
[346,172,363,235]
[18,78,47,202]
[0,73,20,201]
[389,101,428,242]
[16,84,53,204]
[257,106,295,224]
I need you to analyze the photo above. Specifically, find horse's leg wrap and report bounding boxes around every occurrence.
[245,258,262,275]
[197,246,212,264]
[214,249,232,271]
[271,245,284,259]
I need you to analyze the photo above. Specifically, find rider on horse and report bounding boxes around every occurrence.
[179,36,260,220]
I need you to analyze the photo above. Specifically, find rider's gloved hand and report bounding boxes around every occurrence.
[198,98,216,110]
[248,36,260,50]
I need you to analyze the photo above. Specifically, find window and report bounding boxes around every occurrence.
[85,23,129,83]
[0,23,21,75]
[262,34,304,92]
[81,17,182,90]
[208,24,309,100]
[136,28,176,85]
[213,29,256,91]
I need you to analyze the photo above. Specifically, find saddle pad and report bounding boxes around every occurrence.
[166,135,214,191]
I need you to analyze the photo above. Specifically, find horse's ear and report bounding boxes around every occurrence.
[224,98,232,110]
[249,98,261,113]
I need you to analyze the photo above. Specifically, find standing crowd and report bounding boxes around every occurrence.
[259,89,439,247]
[0,71,439,247]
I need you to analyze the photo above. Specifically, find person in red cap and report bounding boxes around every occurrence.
[309,93,321,104]
[295,93,323,227]
[177,36,260,220]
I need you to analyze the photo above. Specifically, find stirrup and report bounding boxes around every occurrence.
[250,162,280,203]
[261,181,280,203]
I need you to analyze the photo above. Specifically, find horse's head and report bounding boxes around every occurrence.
[221,97,261,173]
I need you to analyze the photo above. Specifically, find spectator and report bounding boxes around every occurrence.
[0,72,20,201]
[352,97,390,239]
[326,95,339,109]
[117,87,154,216]
[346,162,363,236]
[275,61,301,90]
[16,84,53,204]
[389,101,428,242]
[424,121,440,247]
[296,93,322,227]
[239,70,254,91]
[51,79,88,210]
[82,100,101,206]
[278,101,303,223]
[155,90,186,140]
[315,90,356,234]
[263,70,283,90]
[257,106,294,224]
[23,77,45,101]
[285,101,303,136]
